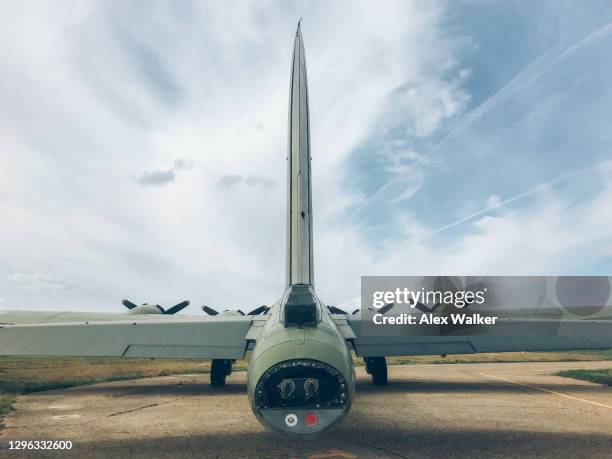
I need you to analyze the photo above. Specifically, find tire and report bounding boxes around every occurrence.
[210,359,227,387]
[370,357,388,385]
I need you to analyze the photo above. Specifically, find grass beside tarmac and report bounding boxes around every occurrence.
[557,368,612,386]
[0,357,230,393]
[0,394,12,425]
[380,348,612,366]
[1,350,611,426]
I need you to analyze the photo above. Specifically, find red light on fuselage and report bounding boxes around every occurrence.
[304,411,318,427]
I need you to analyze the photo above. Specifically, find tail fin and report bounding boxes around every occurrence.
[286,22,314,288]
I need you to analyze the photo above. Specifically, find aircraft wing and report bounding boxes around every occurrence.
[0,310,255,359]
[336,314,612,357]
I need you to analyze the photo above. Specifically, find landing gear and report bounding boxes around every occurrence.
[365,357,387,385]
[211,359,233,387]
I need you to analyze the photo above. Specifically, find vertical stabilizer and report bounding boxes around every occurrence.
[286,22,314,287]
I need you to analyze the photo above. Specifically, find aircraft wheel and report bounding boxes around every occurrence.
[365,357,387,385]
[211,359,230,387]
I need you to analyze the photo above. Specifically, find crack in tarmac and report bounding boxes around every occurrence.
[108,403,160,417]
[1,398,181,430]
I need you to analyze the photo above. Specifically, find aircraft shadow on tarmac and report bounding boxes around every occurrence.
[73,426,612,458]
[354,379,609,396]
[41,376,608,399]
[13,376,611,457]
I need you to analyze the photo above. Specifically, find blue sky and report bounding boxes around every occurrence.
[1,0,611,312]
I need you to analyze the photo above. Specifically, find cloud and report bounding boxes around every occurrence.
[0,1,469,311]
[485,195,502,209]
[245,175,274,191]
[218,174,243,188]
[7,272,74,291]
[0,1,610,312]
[173,159,193,170]
[136,158,192,186]
[218,174,274,191]
[425,161,608,239]
[316,161,612,306]
[137,168,176,186]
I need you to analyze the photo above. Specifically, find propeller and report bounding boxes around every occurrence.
[163,300,190,315]
[328,305,348,315]
[248,305,269,315]
[378,303,395,314]
[202,305,219,316]
[122,299,138,310]
[203,305,257,316]
[122,299,190,314]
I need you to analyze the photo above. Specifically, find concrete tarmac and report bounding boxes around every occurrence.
[1,361,611,458]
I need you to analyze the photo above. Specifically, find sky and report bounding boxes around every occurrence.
[1,0,612,313]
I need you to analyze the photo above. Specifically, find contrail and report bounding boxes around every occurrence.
[425,161,609,238]
[559,19,612,58]
[358,20,612,213]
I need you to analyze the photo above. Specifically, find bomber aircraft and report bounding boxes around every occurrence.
[1,23,612,437]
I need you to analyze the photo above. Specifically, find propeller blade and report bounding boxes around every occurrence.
[164,300,190,315]
[352,309,360,315]
[328,305,347,315]
[248,305,268,315]
[121,299,138,310]
[415,302,442,313]
[378,303,395,314]
[202,305,219,316]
